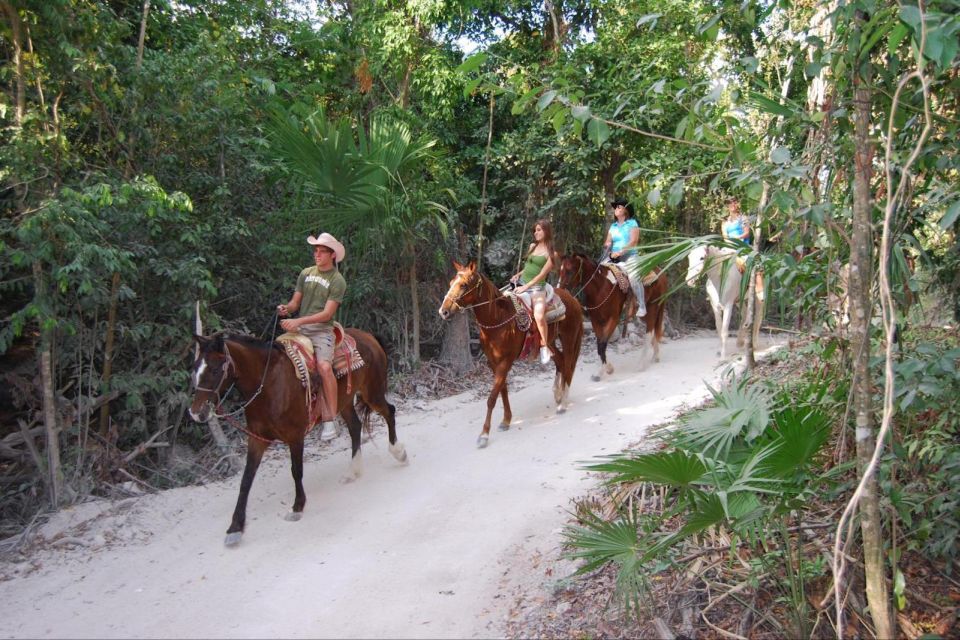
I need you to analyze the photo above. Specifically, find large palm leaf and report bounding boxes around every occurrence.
[671,377,772,458]
[267,107,384,212]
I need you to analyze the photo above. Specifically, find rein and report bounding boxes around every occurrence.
[566,256,618,311]
[446,273,519,330]
[566,256,604,300]
[199,314,279,422]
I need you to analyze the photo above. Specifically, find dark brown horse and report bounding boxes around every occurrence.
[558,253,668,381]
[189,328,407,546]
[438,260,583,448]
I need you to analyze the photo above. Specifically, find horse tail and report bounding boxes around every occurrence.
[370,332,390,356]
[355,396,374,437]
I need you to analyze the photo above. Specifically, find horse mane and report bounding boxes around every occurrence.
[216,332,284,352]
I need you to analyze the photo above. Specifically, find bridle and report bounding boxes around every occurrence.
[560,255,604,299]
[561,255,617,311]
[442,272,493,313]
[193,317,279,418]
[442,271,519,330]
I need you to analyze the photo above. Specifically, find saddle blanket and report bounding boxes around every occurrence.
[277,324,365,428]
[277,327,364,382]
[606,264,660,289]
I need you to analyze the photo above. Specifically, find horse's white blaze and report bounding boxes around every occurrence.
[193,358,207,388]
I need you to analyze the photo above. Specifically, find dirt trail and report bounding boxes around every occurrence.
[0,333,777,639]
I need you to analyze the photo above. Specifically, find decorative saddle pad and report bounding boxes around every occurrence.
[277,323,365,427]
[606,264,660,289]
[505,291,567,332]
[277,323,365,384]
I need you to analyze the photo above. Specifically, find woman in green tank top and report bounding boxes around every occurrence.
[509,219,557,365]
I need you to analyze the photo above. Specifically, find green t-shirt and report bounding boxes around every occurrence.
[521,254,548,284]
[295,266,346,330]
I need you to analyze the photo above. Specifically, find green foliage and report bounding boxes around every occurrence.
[882,336,960,563]
[564,371,839,621]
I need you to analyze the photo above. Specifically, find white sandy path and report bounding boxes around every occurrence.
[0,334,777,639]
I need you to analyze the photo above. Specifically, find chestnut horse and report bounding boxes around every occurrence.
[438,260,583,448]
[189,328,408,546]
[558,253,668,381]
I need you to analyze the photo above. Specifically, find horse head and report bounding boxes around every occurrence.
[189,333,235,423]
[439,260,481,319]
[686,245,709,287]
[557,254,579,289]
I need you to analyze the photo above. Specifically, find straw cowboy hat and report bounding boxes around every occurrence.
[307,232,346,263]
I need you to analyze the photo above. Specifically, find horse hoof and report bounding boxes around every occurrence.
[224,532,242,547]
[339,474,358,484]
[285,511,302,522]
[590,374,601,382]
[497,422,510,431]
[476,435,489,448]
[556,405,567,415]
[605,364,614,374]
[389,442,409,465]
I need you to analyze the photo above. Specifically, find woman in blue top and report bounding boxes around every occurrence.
[510,219,557,364]
[602,197,646,319]
[721,198,751,244]
[721,197,764,299]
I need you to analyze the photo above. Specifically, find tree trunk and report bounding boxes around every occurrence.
[135,0,151,69]
[98,271,121,442]
[1,1,25,127]
[743,184,768,371]
[34,263,63,507]
[407,238,421,366]
[849,22,894,638]
[440,228,474,373]
[477,92,495,273]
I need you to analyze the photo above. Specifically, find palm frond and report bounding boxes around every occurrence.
[673,378,772,458]
[584,450,708,488]
[564,511,641,575]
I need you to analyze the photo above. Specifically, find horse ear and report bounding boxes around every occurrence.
[194,300,203,360]
[451,259,463,271]
[466,260,476,271]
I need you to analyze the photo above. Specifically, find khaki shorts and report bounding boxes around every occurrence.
[298,325,335,363]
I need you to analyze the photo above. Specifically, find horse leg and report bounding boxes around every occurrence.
[479,364,510,448]
[621,297,636,341]
[754,293,765,346]
[225,438,270,546]
[556,314,583,410]
[283,439,306,521]
[497,384,513,431]
[377,400,407,464]
[720,303,734,359]
[552,334,567,412]
[338,403,364,483]
[592,337,608,382]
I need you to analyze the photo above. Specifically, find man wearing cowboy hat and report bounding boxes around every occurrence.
[277,232,347,441]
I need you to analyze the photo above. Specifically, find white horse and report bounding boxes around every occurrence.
[686,245,765,359]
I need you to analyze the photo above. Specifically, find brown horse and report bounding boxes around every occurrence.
[189,328,408,546]
[558,253,668,381]
[438,260,583,448]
